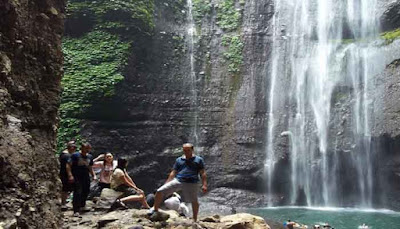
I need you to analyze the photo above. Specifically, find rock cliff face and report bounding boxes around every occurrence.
[71,0,400,210]
[370,58,400,210]
[0,0,65,227]
[81,0,274,204]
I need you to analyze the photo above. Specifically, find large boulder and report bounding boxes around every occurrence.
[220,213,271,229]
[96,188,123,211]
[380,0,400,31]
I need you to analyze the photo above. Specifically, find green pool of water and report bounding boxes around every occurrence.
[247,207,400,229]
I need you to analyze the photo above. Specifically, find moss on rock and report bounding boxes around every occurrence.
[222,35,243,74]
[216,0,242,32]
[381,28,400,44]
[58,0,154,150]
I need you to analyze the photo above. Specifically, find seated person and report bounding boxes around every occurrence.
[164,192,189,216]
[110,158,150,209]
[284,220,295,229]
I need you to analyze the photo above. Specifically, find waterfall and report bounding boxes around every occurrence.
[264,0,281,207]
[187,0,199,145]
[265,0,380,207]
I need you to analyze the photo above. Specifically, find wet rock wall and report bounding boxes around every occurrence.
[0,0,65,227]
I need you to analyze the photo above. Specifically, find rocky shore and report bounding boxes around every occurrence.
[62,208,271,229]
[53,188,270,229]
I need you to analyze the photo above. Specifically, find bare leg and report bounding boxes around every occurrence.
[120,195,144,203]
[140,194,150,209]
[192,201,199,222]
[153,192,164,211]
[120,194,150,209]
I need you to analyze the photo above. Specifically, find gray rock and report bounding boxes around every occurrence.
[149,211,170,222]
[380,0,400,31]
[127,225,144,229]
[97,211,120,228]
[4,219,17,229]
[0,52,11,75]
[95,188,123,211]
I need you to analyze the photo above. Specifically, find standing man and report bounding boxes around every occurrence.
[66,142,97,217]
[148,143,207,222]
[59,141,77,209]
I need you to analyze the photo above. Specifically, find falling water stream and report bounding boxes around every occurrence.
[265,0,382,207]
[264,0,281,207]
[187,0,199,145]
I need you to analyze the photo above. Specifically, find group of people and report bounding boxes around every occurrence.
[59,141,208,221]
[284,220,334,229]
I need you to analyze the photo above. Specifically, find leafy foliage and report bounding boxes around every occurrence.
[57,118,82,150]
[222,35,244,73]
[216,0,242,31]
[192,0,212,25]
[58,0,155,151]
[58,30,130,150]
[67,0,155,31]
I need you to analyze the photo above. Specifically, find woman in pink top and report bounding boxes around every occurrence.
[93,152,115,190]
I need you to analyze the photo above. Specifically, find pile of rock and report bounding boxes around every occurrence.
[63,209,271,229]
[60,188,271,229]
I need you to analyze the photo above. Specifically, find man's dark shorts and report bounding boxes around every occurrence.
[114,185,137,198]
[61,175,74,192]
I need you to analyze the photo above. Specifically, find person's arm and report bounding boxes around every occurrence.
[122,173,143,194]
[92,161,103,169]
[89,166,97,180]
[66,163,74,183]
[125,172,134,184]
[166,170,177,183]
[199,169,207,193]
[93,154,104,162]
[88,155,97,180]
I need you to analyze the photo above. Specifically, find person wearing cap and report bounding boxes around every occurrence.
[148,143,207,222]
[59,140,77,209]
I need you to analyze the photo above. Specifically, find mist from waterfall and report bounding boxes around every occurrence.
[265,0,381,207]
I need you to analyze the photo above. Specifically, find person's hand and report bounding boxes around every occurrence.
[136,189,144,195]
[68,175,74,183]
[93,175,98,181]
[201,185,207,193]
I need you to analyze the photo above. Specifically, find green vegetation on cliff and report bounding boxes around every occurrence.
[217,0,243,32]
[192,0,212,25]
[59,31,130,149]
[58,0,154,151]
[222,35,244,73]
[67,0,154,31]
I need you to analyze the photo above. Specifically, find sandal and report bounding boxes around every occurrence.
[116,199,128,209]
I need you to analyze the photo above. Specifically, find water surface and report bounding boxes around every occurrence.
[247,207,400,229]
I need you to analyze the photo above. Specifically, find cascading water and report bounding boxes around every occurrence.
[264,0,281,207]
[187,0,199,145]
[265,0,380,207]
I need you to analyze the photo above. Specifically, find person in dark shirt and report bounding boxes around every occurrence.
[59,141,77,208]
[148,143,207,222]
[66,142,96,216]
